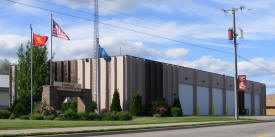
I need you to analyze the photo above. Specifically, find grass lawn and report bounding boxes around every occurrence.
[0,116,246,130]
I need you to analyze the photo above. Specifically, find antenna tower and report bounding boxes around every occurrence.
[93,0,100,113]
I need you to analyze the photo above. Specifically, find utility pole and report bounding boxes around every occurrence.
[222,6,247,120]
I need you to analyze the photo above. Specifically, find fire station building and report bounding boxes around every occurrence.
[9,55,266,115]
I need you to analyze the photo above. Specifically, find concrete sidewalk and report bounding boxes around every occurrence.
[240,115,275,120]
[0,120,248,136]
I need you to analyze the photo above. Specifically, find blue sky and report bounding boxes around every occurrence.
[1,0,275,94]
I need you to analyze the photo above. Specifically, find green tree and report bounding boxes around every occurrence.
[110,89,122,112]
[130,92,142,116]
[12,42,49,115]
[0,59,10,75]
[172,98,181,108]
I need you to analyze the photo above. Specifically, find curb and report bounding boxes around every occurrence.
[0,120,274,137]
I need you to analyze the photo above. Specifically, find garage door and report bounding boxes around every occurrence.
[212,88,223,115]
[254,94,260,115]
[0,91,9,106]
[244,93,251,115]
[197,86,209,115]
[179,84,193,115]
[226,90,234,116]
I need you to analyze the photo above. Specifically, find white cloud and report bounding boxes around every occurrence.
[264,82,275,94]
[165,48,189,59]
[0,34,27,50]
[3,0,44,14]
[238,58,275,77]
[101,37,162,58]
[54,0,139,14]
[0,34,28,61]
[183,56,233,74]
[160,56,275,79]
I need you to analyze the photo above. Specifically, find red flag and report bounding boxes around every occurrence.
[33,33,48,46]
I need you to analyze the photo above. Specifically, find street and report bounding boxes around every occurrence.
[42,121,275,137]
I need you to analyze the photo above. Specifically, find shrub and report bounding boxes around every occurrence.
[155,107,168,117]
[171,107,182,117]
[130,92,142,116]
[30,115,43,120]
[153,114,161,117]
[91,100,97,112]
[110,89,122,112]
[78,113,89,120]
[43,115,56,120]
[60,109,78,120]
[101,109,108,114]
[10,97,31,116]
[36,104,57,116]
[19,115,29,120]
[150,99,169,116]
[240,108,249,115]
[102,112,118,121]
[61,100,77,113]
[88,112,101,120]
[9,113,16,119]
[54,117,61,121]
[0,110,10,119]
[115,111,132,121]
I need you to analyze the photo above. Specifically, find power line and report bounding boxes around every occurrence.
[4,0,275,76]
[33,0,164,34]
[4,0,233,55]
[238,55,275,75]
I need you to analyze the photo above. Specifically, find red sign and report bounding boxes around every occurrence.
[238,75,247,91]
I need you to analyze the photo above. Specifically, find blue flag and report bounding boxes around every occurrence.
[99,45,111,62]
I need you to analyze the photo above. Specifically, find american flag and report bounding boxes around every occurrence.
[52,19,70,40]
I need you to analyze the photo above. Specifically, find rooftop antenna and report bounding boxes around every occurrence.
[120,46,122,55]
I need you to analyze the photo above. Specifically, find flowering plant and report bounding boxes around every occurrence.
[37,104,57,116]
[155,106,168,116]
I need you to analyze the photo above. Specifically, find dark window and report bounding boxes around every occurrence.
[185,77,188,80]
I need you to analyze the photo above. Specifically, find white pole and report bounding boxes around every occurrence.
[50,13,53,85]
[30,24,33,115]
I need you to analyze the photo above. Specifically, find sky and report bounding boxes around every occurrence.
[0,0,275,94]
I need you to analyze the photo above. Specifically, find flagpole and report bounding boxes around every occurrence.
[50,13,53,85]
[30,24,33,115]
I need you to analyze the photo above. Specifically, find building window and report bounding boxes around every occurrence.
[202,80,205,83]
[217,82,219,86]
[185,77,188,80]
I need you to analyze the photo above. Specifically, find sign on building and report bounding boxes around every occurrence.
[238,75,247,91]
[53,82,81,91]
